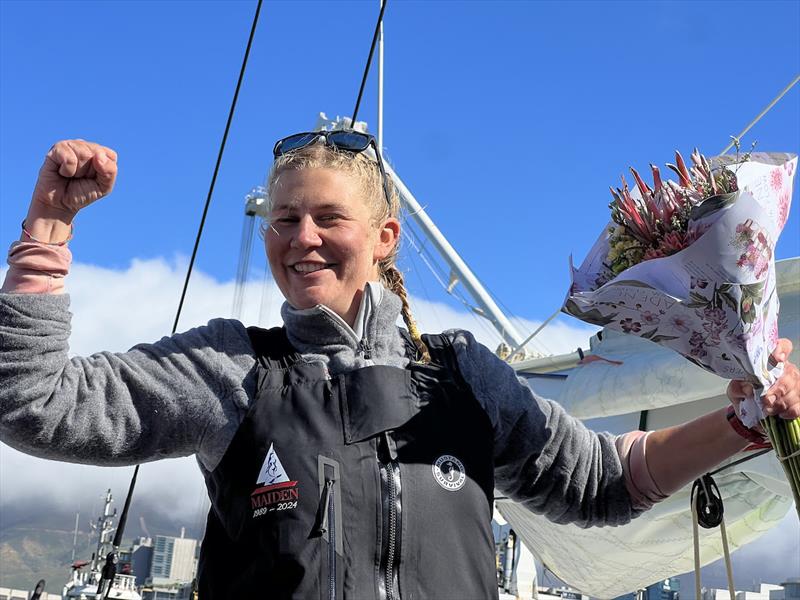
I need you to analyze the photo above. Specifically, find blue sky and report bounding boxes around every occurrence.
[1,0,798,330]
[0,0,799,591]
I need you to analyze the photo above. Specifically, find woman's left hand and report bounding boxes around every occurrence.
[727,338,800,419]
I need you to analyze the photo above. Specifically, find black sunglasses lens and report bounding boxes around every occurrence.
[328,131,371,152]
[276,133,319,155]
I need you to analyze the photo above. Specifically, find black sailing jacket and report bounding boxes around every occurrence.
[199,326,499,600]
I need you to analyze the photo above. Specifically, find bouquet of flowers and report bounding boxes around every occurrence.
[564,149,800,510]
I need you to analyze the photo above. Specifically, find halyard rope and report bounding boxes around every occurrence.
[691,474,735,600]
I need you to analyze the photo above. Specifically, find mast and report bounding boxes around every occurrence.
[71,512,80,562]
[92,490,117,573]
[370,1,523,349]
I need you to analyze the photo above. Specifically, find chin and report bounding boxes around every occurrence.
[287,289,331,311]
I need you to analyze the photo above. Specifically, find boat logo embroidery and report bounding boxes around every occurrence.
[432,454,466,491]
[251,443,299,518]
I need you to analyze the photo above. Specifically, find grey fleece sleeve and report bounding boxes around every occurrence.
[449,329,638,528]
[0,293,257,472]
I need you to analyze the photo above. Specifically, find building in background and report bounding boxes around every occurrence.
[735,584,786,600]
[139,581,194,600]
[615,578,680,600]
[118,530,199,596]
[149,530,198,585]
[699,580,798,600]
[770,578,800,600]
[119,537,155,588]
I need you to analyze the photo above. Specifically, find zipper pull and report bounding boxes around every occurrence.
[378,431,398,462]
[315,479,334,535]
[358,339,372,359]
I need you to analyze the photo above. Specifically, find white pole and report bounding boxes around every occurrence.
[71,512,80,562]
[377,0,384,151]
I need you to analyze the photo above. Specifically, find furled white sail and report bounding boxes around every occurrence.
[497,258,799,598]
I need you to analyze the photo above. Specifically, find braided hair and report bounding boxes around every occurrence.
[266,142,430,363]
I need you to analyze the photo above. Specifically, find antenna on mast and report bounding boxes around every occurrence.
[377,0,385,150]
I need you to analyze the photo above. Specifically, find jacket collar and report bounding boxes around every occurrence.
[280,282,409,374]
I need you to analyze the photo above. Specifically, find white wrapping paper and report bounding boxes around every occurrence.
[565,153,797,427]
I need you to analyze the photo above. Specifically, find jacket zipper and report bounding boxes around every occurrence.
[327,480,337,600]
[318,305,373,362]
[377,432,401,600]
[358,339,372,360]
[316,467,340,600]
[317,478,337,600]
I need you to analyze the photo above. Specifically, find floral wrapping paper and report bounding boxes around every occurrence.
[565,153,797,427]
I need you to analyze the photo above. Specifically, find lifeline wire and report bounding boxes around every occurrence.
[96,1,264,595]
[351,0,389,124]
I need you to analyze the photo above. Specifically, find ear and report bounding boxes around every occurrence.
[373,217,401,261]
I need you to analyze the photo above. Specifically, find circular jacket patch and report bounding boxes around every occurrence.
[432,455,466,491]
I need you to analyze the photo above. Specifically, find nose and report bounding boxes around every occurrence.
[291,215,322,249]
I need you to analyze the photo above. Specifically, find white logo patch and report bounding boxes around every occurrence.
[256,443,291,485]
[432,455,466,491]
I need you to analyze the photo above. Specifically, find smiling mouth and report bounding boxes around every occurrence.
[291,262,334,274]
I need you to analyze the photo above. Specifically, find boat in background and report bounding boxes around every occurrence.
[61,490,141,600]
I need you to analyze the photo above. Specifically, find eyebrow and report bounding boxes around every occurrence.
[269,201,350,214]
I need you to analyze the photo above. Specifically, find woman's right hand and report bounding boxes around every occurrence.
[31,139,118,217]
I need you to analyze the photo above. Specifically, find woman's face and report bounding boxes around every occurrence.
[266,168,399,326]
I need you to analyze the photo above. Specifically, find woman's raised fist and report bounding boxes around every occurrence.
[32,140,118,215]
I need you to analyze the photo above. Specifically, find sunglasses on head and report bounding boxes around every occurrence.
[272,130,393,206]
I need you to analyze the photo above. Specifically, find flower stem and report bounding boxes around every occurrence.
[763,416,800,520]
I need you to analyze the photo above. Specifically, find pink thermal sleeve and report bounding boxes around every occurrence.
[615,430,669,511]
[1,241,72,294]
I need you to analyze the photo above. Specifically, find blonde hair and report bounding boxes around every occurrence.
[266,142,430,363]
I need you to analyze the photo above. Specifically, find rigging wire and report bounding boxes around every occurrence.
[403,216,480,314]
[96,1,265,594]
[505,307,562,360]
[233,213,257,319]
[173,0,263,334]
[401,237,447,334]
[719,74,800,155]
[401,212,520,349]
[351,0,389,124]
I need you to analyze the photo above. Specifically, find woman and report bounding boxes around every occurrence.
[1,137,798,599]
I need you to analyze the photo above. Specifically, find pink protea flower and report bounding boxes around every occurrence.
[643,230,688,260]
[604,149,739,280]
